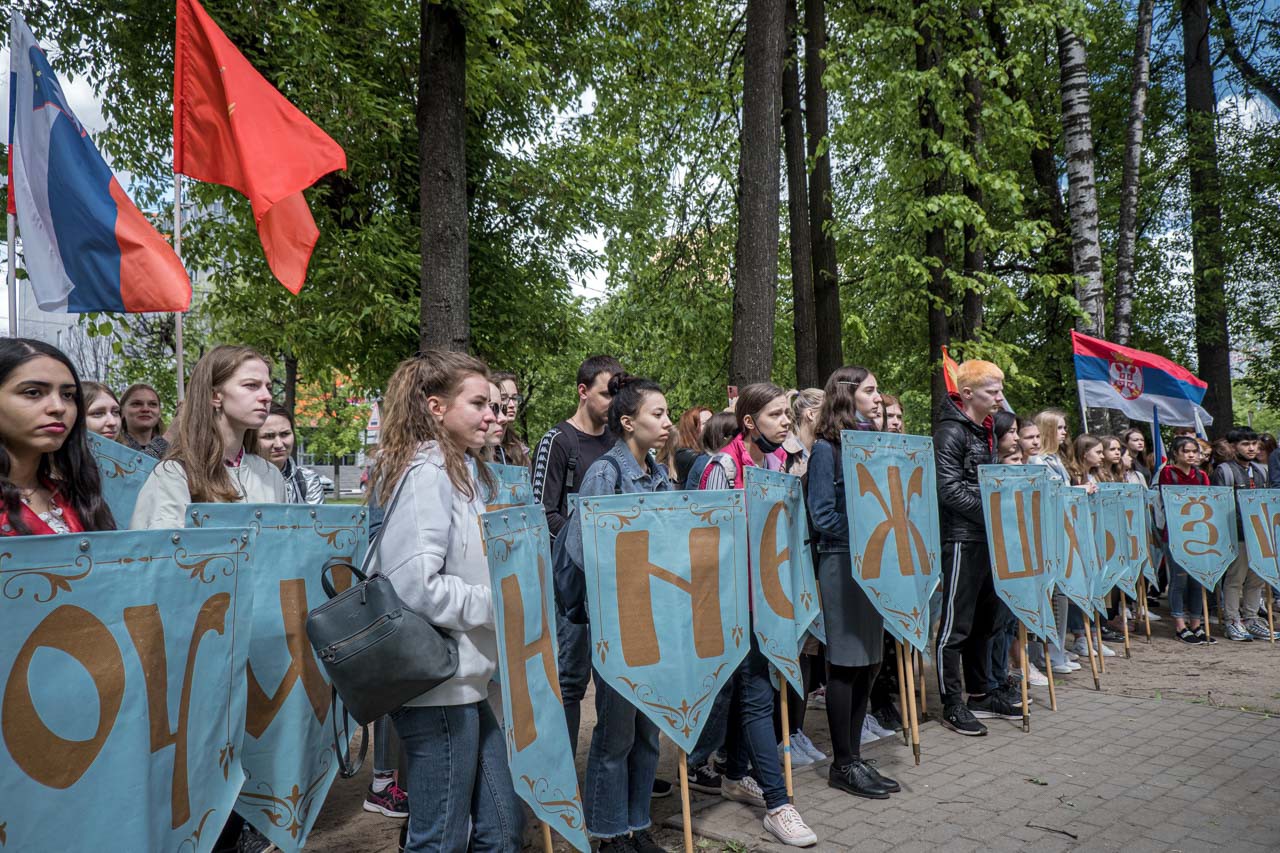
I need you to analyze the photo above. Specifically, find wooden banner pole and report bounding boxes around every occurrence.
[1139,583,1152,643]
[1017,624,1030,733]
[541,821,554,853]
[915,648,927,723]
[1267,595,1276,645]
[779,683,794,798]
[1042,639,1058,711]
[894,642,910,746]
[1081,619,1101,691]
[901,644,921,765]
[1121,596,1132,659]
[1093,615,1106,674]
[677,752,694,853]
[1201,587,1212,643]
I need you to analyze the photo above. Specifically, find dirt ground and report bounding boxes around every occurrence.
[306,594,1280,852]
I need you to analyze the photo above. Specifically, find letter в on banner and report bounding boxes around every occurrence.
[839,430,942,655]
[1052,482,1103,616]
[1236,489,1280,594]
[744,467,820,695]
[188,504,367,852]
[481,508,590,853]
[978,465,1058,642]
[1161,486,1238,589]
[89,432,159,525]
[0,527,256,852]
[578,489,749,754]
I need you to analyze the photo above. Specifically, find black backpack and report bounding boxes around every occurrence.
[551,454,623,625]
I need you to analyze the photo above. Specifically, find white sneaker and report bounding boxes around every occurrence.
[860,716,883,745]
[1051,663,1074,675]
[779,739,814,768]
[791,729,827,763]
[1146,611,1162,622]
[865,715,897,739]
[1097,642,1116,658]
[1067,660,1082,671]
[763,804,818,847]
[1066,650,1080,661]
[1069,637,1089,658]
[1025,662,1049,687]
[722,774,766,808]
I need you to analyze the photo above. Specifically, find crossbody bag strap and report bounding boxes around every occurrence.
[362,460,428,578]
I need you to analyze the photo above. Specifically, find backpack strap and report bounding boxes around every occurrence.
[600,454,624,495]
[561,427,583,493]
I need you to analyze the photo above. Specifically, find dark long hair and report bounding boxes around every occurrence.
[816,365,873,443]
[0,338,116,533]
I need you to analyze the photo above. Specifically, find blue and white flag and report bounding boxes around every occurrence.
[89,432,157,524]
[1162,486,1237,589]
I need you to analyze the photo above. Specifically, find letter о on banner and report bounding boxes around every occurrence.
[1095,483,1148,597]
[978,465,1058,641]
[481,509,590,853]
[1237,489,1280,594]
[0,527,255,853]
[744,467,820,693]
[840,430,940,652]
[188,504,367,852]
[1052,482,1103,615]
[1161,486,1237,589]
[89,432,158,525]
[578,490,749,753]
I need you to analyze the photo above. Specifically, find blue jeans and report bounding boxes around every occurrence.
[687,680,732,769]
[1165,542,1204,621]
[723,635,788,811]
[391,702,523,853]
[584,670,660,838]
[986,603,1017,692]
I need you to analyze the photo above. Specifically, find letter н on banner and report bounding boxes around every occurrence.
[188,504,368,852]
[0,527,256,853]
[1237,489,1280,594]
[744,467,820,694]
[481,508,590,853]
[1161,486,1238,589]
[578,489,749,754]
[89,432,158,526]
[839,430,941,654]
[978,465,1058,642]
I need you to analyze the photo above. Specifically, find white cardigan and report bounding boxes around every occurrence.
[130,453,285,530]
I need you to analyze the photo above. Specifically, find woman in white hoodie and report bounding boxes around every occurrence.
[369,350,522,853]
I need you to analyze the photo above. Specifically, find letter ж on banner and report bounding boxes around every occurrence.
[1161,486,1238,589]
[1237,489,1280,594]
[978,465,1058,642]
[744,467,820,694]
[89,432,158,526]
[0,527,256,853]
[839,430,941,654]
[1051,482,1104,615]
[188,504,367,852]
[481,508,590,853]
[578,489,749,753]
[1096,483,1148,598]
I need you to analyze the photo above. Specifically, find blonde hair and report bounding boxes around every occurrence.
[790,388,824,425]
[1032,408,1070,463]
[955,360,1004,390]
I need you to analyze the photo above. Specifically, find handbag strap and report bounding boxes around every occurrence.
[330,686,369,778]
[360,460,428,578]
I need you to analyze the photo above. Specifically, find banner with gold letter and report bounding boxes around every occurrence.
[486,463,534,511]
[840,431,941,653]
[1144,490,1162,586]
[744,467,820,693]
[89,432,158,525]
[188,505,366,852]
[1162,486,1237,589]
[482,508,590,853]
[1095,483,1148,597]
[1236,489,1280,593]
[978,465,1058,641]
[579,490,749,753]
[0,527,255,853]
[1052,482,1105,615]
[1088,489,1128,602]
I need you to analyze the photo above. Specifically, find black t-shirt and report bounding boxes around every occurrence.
[531,420,616,539]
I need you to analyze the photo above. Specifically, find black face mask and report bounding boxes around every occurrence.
[753,433,783,454]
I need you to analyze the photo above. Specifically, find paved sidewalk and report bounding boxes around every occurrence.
[664,685,1280,852]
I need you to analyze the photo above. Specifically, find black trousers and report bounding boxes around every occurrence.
[935,540,1000,705]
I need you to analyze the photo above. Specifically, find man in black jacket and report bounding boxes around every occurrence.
[934,359,1019,736]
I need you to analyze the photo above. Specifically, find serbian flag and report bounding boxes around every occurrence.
[1071,330,1213,428]
[7,13,191,313]
[174,0,346,293]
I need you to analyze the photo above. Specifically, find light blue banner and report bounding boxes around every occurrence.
[1236,489,1280,594]
[1088,489,1128,601]
[89,432,158,526]
[1143,491,1162,586]
[1052,483,1104,615]
[0,527,255,853]
[579,490,749,753]
[188,504,367,851]
[1096,483,1148,597]
[481,508,590,853]
[840,430,941,653]
[744,467,821,693]
[485,463,535,510]
[1162,486,1238,589]
[978,465,1058,642]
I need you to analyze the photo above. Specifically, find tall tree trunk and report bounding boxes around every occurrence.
[731,0,787,386]
[782,0,819,388]
[960,5,985,342]
[1182,0,1233,435]
[803,0,844,381]
[917,0,950,423]
[418,0,469,352]
[1113,0,1154,349]
[283,352,299,419]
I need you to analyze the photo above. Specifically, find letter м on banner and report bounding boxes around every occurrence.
[481,508,590,853]
[188,504,367,852]
[839,430,941,653]
[89,432,158,526]
[978,465,1057,642]
[744,467,820,694]
[578,489,749,754]
[1237,489,1280,594]
[1161,486,1238,589]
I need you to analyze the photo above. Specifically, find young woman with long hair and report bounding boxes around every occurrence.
[1159,436,1213,645]
[1068,435,1105,489]
[259,403,326,504]
[131,346,284,529]
[1100,435,1125,483]
[482,378,515,465]
[0,339,115,535]
[83,381,123,443]
[683,411,737,490]
[807,366,900,801]
[673,405,712,485]
[1028,409,1072,483]
[119,382,169,458]
[783,388,823,477]
[880,394,904,434]
[490,370,529,467]
[367,350,523,852]
[1120,427,1151,483]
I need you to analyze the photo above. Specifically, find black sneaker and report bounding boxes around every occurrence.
[968,693,1022,721]
[941,703,987,736]
[236,825,274,853]
[1176,627,1204,645]
[828,760,891,799]
[598,836,637,853]
[1100,625,1125,643]
[861,758,901,793]
[1192,626,1217,645]
[873,703,903,733]
[685,762,722,794]
[995,683,1033,709]
[630,830,669,853]
[650,778,673,798]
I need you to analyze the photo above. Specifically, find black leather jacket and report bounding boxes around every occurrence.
[933,395,995,543]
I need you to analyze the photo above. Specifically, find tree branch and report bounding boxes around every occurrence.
[1210,0,1280,113]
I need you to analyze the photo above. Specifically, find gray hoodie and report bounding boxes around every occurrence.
[376,442,496,707]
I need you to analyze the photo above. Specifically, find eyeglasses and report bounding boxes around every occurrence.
[500,394,523,405]
[488,403,503,416]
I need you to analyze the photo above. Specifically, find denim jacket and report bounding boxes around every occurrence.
[563,440,672,572]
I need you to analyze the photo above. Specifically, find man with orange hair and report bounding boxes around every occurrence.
[933,359,1019,736]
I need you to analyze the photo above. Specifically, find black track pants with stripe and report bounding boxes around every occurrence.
[935,540,1001,705]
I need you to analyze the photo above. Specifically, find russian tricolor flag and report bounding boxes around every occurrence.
[1071,330,1213,428]
[8,13,190,313]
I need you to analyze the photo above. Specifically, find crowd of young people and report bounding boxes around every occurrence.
[3,335,1278,853]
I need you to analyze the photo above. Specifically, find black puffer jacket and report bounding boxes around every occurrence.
[933,394,995,542]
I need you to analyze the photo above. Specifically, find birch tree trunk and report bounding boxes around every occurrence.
[783,0,819,389]
[1113,0,1154,348]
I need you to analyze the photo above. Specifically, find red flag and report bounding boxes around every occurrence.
[941,346,960,395]
[173,0,346,293]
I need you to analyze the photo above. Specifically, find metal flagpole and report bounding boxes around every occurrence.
[1077,382,1089,434]
[6,210,16,337]
[174,174,186,400]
